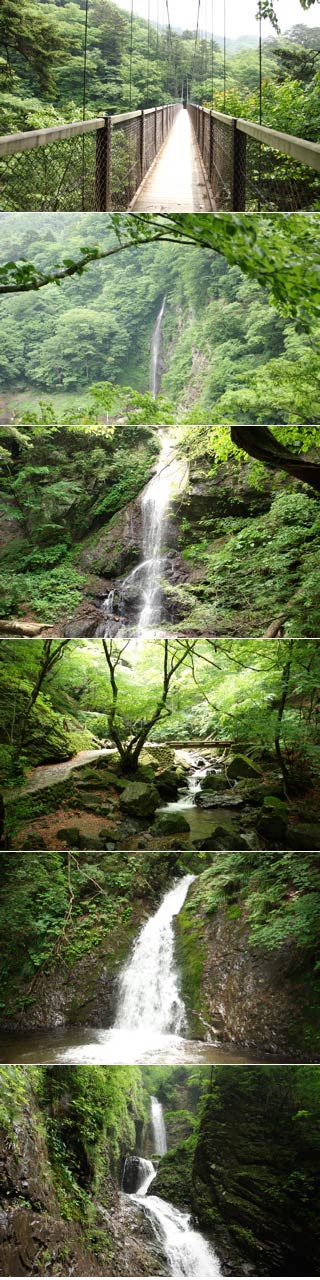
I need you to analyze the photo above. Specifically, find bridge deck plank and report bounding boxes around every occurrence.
[131,109,213,212]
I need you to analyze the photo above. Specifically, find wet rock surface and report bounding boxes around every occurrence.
[176,885,320,1060]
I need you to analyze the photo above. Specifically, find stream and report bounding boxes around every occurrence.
[0,871,263,1065]
[122,1099,220,1277]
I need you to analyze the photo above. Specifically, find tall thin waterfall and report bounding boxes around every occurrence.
[150,1096,167,1155]
[115,875,194,1034]
[137,430,188,630]
[151,296,166,397]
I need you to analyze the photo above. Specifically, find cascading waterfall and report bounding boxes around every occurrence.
[138,430,187,630]
[135,1194,221,1276]
[150,1096,167,1155]
[100,295,188,634]
[126,1097,220,1278]
[151,296,166,397]
[115,875,194,1035]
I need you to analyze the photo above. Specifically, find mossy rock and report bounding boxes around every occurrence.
[57,826,82,847]
[120,781,161,818]
[155,768,181,799]
[193,822,236,852]
[136,763,156,782]
[244,780,284,805]
[227,754,262,780]
[200,771,226,792]
[153,811,191,836]
[256,796,288,842]
[21,835,48,850]
[289,823,320,851]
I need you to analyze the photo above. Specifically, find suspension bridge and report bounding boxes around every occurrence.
[0,0,320,212]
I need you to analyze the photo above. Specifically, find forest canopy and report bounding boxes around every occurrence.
[1,0,320,150]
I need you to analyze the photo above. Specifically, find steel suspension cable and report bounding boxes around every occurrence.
[129,0,134,107]
[211,0,214,102]
[191,0,201,99]
[146,0,151,104]
[165,1,176,98]
[223,0,226,110]
[156,0,160,56]
[81,0,89,210]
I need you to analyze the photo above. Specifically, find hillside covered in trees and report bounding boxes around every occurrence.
[1,0,320,149]
[0,1064,319,1275]
[1,212,319,635]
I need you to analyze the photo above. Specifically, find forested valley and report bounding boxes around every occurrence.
[0,1064,319,1275]
[1,212,319,636]
[1,0,320,148]
[0,636,319,1060]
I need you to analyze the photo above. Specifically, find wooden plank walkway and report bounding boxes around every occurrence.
[131,108,213,212]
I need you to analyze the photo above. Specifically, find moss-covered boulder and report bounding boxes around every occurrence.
[120,781,160,818]
[155,768,181,799]
[200,771,226,792]
[153,811,191,836]
[256,796,288,842]
[227,754,262,780]
[289,822,320,851]
[193,822,236,851]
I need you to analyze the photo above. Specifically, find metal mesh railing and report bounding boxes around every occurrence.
[0,105,180,212]
[109,113,142,209]
[243,131,320,211]
[188,104,320,211]
[0,119,105,212]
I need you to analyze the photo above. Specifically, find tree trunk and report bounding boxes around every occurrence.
[230,425,320,493]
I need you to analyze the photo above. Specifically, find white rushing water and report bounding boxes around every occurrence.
[115,875,194,1035]
[100,294,188,634]
[100,429,187,633]
[138,1193,221,1276]
[128,1110,220,1279]
[151,296,166,397]
[150,1095,167,1155]
[138,429,188,630]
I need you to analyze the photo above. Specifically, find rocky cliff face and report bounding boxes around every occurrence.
[0,1071,164,1277]
[191,1070,320,1276]
[0,1083,100,1276]
[175,878,320,1060]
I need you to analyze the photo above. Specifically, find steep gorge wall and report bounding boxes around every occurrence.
[0,1066,158,1277]
[191,1069,320,1275]
[175,873,320,1061]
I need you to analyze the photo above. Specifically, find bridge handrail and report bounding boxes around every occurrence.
[0,117,106,158]
[236,117,320,172]
[192,104,320,172]
[0,104,180,158]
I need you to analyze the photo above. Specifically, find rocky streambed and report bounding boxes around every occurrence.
[5,744,320,853]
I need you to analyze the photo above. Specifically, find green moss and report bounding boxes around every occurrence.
[175,900,208,1036]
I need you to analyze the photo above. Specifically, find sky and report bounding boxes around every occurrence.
[114,1,319,40]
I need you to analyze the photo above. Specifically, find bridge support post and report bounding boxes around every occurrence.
[231,120,247,210]
[95,117,112,210]
[140,110,145,179]
[209,112,214,186]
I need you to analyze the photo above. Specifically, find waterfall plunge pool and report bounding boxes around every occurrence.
[0,873,271,1065]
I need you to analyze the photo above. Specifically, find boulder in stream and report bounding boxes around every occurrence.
[197,792,245,809]
[153,811,191,836]
[227,754,262,780]
[120,781,161,819]
[256,796,288,842]
[155,768,181,799]
[200,771,227,792]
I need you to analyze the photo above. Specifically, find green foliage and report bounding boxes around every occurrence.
[188,847,320,959]
[0,849,179,1016]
